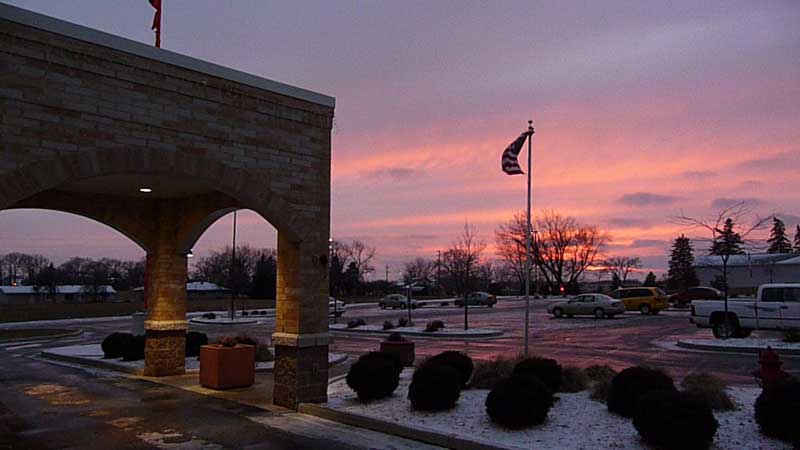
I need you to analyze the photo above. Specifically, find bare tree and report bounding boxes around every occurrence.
[347,239,376,281]
[403,257,434,285]
[442,222,486,330]
[602,256,642,288]
[495,212,532,294]
[672,202,769,338]
[534,211,609,294]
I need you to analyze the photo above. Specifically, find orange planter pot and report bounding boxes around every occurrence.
[199,344,255,390]
[380,341,415,367]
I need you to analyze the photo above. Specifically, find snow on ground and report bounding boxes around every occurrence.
[679,337,800,351]
[329,323,503,337]
[325,370,790,450]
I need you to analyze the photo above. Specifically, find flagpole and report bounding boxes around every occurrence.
[524,120,534,356]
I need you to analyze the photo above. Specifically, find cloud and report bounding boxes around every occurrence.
[681,170,717,179]
[710,197,766,209]
[734,151,800,172]
[603,217,656,229]
[774,213,800,228]
[362,167,421,180]
[618,192,680,206]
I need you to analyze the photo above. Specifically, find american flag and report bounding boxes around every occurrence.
[501,130,533,175]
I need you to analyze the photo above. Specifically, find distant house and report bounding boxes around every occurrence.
[132,281,232,301]
[0,285,117,305]
[694,253,800,295]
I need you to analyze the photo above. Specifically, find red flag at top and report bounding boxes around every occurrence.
[149,0,162,48]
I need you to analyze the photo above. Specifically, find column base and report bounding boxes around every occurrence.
[144,329,186,376]
[273,344,329,409]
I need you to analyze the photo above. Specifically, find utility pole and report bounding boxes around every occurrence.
[229,209,238,320]
[385,264,389,284]
[437,250,442,295]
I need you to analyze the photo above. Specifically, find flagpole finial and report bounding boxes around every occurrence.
[528,120,534,133]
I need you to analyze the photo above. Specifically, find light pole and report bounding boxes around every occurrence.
[329,237,337,324]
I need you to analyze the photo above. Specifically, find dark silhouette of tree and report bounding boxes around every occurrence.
[403,258,434,285]
[602,256,641,288]
[442,222,486,330]
[250,252,277,299]
[794,225,800,253]
[610,273,621,290]
[666,234,700,292]
[766,217,792,254]
[643,272,657,287]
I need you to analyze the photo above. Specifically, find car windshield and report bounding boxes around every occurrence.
[596,294,614,302]
[656,288,667,296]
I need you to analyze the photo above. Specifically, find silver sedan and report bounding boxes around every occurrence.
[547,293,625,319]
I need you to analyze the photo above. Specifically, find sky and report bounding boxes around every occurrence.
[1,0,799,280]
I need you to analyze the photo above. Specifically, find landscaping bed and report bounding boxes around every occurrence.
[329,323,503,338]
[677,337,800,355]
[322,370,790,450]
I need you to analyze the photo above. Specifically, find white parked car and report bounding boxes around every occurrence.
[379,294,418,309]
[691,283,800,338]
[329,297,346,317]
[547,293,626,319]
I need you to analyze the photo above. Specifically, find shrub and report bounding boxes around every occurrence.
[470,355,522,389]
[424,320,445,332]
[440,301,449,307]
[242,311,249,316]
[386,332,405,342]
[121,334,146,361]
[382,320,395,330]
[398,318,409,327]
[513,357,562,392]
[185,331,208,357]
[201,312,217,320]
[260,310,268,315]
[560,366,589,393]
[681,373,735,411]
[633,390,717,450]
[347,319,366,329]
[782,330,800,343]
[590,379,612,403]
[255,345,274,362]
[101,332,133,359]
[346,352,402,401]
[486,375,554,428]
[234,334,258,346]
[408,362,461,411]
[426,351,474,389]
[585,364,617,382]
[755,380,800,442]
[607,366,676,417]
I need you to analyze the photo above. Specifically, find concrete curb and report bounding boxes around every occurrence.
[188,318,260,325]
[330,327,504,339]
[298,403,524,450]
[0,329,83,343]
[676,340,800,355]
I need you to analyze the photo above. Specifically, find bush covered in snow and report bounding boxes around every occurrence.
[424,320,445,332]
[607,366,675,417]
[121,334,146,361]
[512,357,562,392]
[485,375,554,428]
[101,332,133,359]
[470,355,522,389]
[633,390,718,450]
[347,318,366,329]
[185,331,208,357]
[408,362,461,411]
[559,366,589,393]
[755,380,800,442]
[346,352,402,402]
[398,318,409,327]
[382,320,395,330]
[681,372,735,411]
[585,364,617,382]
[426,351,474,389]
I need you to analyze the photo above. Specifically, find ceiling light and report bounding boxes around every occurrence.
[139,187,152,193]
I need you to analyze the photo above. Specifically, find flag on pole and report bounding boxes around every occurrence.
[148,0,162,48]
[501,130,533,175]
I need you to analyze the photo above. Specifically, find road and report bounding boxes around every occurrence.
[2,297,799,448]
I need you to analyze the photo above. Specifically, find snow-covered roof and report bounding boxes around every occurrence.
[694,253,800,267]
[0,285,116,295]
[132,282,230,292]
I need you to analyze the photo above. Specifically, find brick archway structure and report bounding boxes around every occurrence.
[0,5,334,408]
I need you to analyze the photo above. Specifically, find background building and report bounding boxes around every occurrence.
[0,285,117,305]
[694,253,800,296]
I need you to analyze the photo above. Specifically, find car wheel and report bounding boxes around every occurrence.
[712,315,740,339]
[594,308,605,319]
[639,304,651,315]
[736,328,752,338]
[651,309,660,315]
[552,308,564,318]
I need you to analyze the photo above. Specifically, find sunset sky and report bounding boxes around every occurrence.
[1,0,798,279]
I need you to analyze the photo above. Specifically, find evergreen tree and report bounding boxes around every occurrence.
[610,273,621,290]
[709,218,744,256]
[795,225,800,253]
[667,234,700,292]
[643,272,657,287]
[766,217,792,254]
[250,254,277,299]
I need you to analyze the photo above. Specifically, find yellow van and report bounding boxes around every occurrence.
[608,287,669,315]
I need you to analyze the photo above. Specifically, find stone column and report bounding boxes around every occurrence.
[272,233,330,408]
[143,207,188,377]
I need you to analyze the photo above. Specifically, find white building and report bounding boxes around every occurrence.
[132,281,232,301]
[694,253,800,295]
[0,285,117,305]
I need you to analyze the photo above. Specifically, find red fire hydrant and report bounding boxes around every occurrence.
[752,346,791,389]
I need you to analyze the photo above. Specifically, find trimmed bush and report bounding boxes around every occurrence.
[585,364,617,382]
[346,352,402,401]
[486,375,554,428]
[424,320,445,332]
[681,373,735,411]
[121,334,146,361]
[513,357,562,392]
[398,317,409,327]
[386,332,405,342]
[782,330,800,343]
[426,351,474,389]
[185,331,208,357]
[255,345,274,362]
[590,378,612,403]
[101,332,133,359]
[201,312,216,319]
[242,311,249,316]
[409,362,461,411]
[382,320,395,330]
[633,390,718,450]
[755,380,800,442]
[347,319,366,329]
[607,366,676,417]
[470,356,522,389]
[560,366,589,393]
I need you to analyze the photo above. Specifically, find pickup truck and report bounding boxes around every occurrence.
[690,283,800,338]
